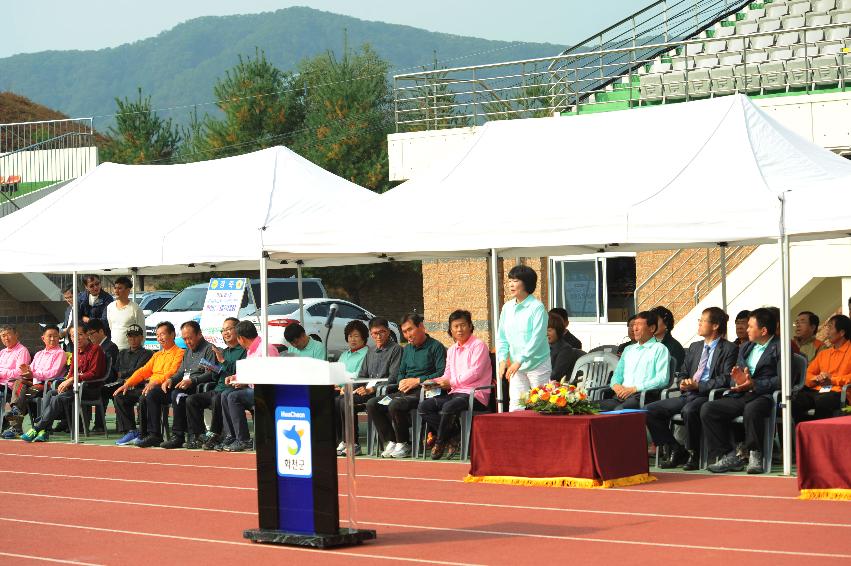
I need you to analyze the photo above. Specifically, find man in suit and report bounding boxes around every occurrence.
[78,275,113,337]
[645,307,738,470]
[702,308,780,474]
[84,319,119,432]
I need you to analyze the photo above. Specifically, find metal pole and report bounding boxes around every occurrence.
[719,243,728,312]
[489,249,504,413]
[259,254,269,358]
[343,380,358,529]
[72,271,79,444]
[297,262,305,324]
[131,271,137,303]
[779,195,793,476]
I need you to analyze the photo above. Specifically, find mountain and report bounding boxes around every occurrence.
[0,7,564,128]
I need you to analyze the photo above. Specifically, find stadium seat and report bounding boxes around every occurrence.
[728,37,746,51]
[782,14,806,28]
[710,66,738,94]
[705,39,728,54]
[789,0,813,15]
[813,54,840,83]
[819,39,844,53]
[807,12,832,25]
[768,45,794,60]
[776,30,801,46]
[639,74,664,100]
[719,50,744,66]
[786,58,813,86]
[766,3,790,18]
[684,42,704,56]
[737,21,759,35]
[838,0,851,9]
[746,49,770,63]
[759,17,782,32]
[662,71,687,99]
[694,54,720,68]
[826,25,851,39]
[792,42,818,57]
[750,7,767,19]
[715,25,736,38]
[734,64,762,92]
[687,69,712,97]
[752,32,777,49]
[813,0,836,12]
[671,56,695,71]
[832,9,851,22]
[760,60,789,89]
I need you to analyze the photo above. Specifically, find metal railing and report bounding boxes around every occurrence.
[393,21,851,131]
[693,245,753,304]
[548,0,749,108]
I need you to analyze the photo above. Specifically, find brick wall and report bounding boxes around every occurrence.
[0,286,57,351]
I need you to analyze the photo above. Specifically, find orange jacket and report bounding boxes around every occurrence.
[124,345,184,388]
[805,340,851,399]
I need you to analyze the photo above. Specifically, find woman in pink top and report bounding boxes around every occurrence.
[418,309,492,460]
[2,325,65,437]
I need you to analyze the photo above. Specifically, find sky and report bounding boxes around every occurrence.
[5,0,647,58]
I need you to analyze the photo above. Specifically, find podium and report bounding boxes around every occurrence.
[235,356,377,548]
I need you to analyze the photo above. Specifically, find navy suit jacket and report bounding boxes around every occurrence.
[733,337,781,398]
[682,338,738,398]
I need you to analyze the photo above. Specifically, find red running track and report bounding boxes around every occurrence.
[0,441,849,565]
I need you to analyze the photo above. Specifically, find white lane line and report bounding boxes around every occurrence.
[0,551,102,565]
[0,469,255,491]
[0,451,256,471]
[358,520,851,560]
[0,517,481,566]
[3,488,843,532]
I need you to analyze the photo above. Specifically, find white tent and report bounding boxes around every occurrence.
[263,95,851,477]
[0,146,377,274]
[264,95,851,261]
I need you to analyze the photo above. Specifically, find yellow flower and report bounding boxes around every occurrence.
[528,394,539,404]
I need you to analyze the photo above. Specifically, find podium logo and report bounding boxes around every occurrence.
[284,425,304,455]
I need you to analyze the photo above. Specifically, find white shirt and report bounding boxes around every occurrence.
[106,300,145,350]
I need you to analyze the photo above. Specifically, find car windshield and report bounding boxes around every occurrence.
[250,281,324,305]
[160,287,207,312]
[267,303,301,316]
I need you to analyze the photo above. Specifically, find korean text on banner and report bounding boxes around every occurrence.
[199,278,248,348]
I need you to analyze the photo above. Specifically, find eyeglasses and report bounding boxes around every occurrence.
[221,327,236,333]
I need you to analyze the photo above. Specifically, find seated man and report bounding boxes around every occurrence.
[220,320,278,452]
[160,320,216,449]
[645,307,737,470]
[112,324,153,445]
[285,323,326,360]
[2,325,66,438]
[186,317,246,450]
[418,310,491,460]
[792,314,851,423]
[0,325,32,403]
[794,311,827,363]
[84,319,119,433]
[703,308,780,474]
[366,313,446,459]
[733,310,750,346]
[549,307,582,350]
[651,305,685,372]
[598,311,669,411]
[22,326,106,442]
[112,321,184,448]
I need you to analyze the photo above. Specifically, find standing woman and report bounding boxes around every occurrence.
[497,265,551,411]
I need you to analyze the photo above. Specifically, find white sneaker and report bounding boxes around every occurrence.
[381,441,398,458]
[341,443,362,457]
[336,441,346,456]
[390,442,411,458]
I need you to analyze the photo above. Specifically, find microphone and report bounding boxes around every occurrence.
[324,303,338,329]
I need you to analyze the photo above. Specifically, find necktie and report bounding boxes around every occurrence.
[692,345,711,382]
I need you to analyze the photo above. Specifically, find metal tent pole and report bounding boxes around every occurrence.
[72,272,80,444]
[297,262,305,324]
[719,243,728,313]
[778,195,793,476]
[259,253,269,357]
[490,249,504,413]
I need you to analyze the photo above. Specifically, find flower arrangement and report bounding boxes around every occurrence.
[521,381,599,415]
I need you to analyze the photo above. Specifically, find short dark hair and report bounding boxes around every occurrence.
[735,310,751,322]
[547,313,566,340]
[634,311,658,332]
[62,284,73,294]
[223,317,240,326]
[42,325,60,334]
[549,307,569,323]
[114,276,132,288]
[797,311,819,329]
[400,313,424,327]
[507,265,538,294]
[368,317,390,330]
[750,307,777,336]
[85,319,106,334]
[626,314,637,323]
[652,305,675,332]
[236,320,257,340]
[447,309,474,337]
[156,321,176,335]
[829,314,851,339]
[284,323,307,343]
[703,307,729,337]
[82,274,100,285]
[344,320,368,343]
[181,320,201,335]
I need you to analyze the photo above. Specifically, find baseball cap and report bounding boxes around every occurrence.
[126,324,144,336]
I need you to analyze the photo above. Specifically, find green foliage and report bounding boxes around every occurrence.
[183,49,304,159]
[293,44,392,193]
[99,88,181,164]
[400,55,470,132]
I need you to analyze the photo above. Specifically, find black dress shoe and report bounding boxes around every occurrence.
[682,451,700,471]
[185,435,203,450]
[52,422,69,433]
[160,435,185,449]
[708,451,745,473]
[135,435,163,448]
[660,444,689,469]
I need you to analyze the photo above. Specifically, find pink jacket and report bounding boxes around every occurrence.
[29,347,67,384]
[244,337,279,388]
[445,335,492,407]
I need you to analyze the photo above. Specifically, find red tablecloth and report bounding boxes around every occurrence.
[466,411,653,488]
[797,415,851,500]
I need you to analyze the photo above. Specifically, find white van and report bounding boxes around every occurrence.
[144,277,327,350]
